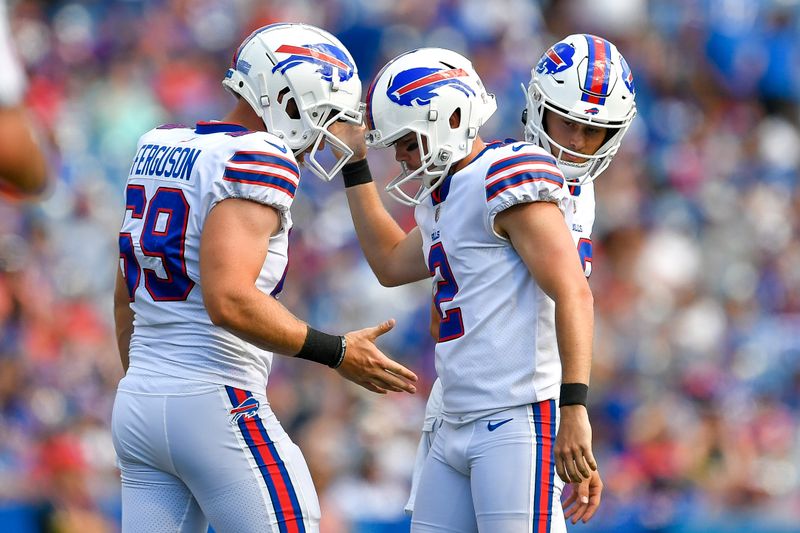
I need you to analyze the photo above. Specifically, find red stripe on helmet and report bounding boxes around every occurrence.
[275,44,349,71]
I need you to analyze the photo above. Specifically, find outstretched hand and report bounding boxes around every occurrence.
[336,319,418,394]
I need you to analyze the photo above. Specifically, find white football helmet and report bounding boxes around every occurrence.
[223,23,362,181]
[524,34,637,185]
[365,48,496,205]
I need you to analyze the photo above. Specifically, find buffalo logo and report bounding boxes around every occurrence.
[536,42,575,75]
[229,396,260,424]
[620,56,635,95]
[387,67,475,107]
[273,43,355,83]
[584,107,599,115]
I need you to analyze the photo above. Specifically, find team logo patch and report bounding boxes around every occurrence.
[584,107,599,115]
[229,396,260,424]
[273,43,355,83]
[387,67,475,107]
[620,55,635,95]
[536,42,575,75]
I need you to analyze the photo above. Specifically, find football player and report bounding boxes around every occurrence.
[331,43,610,531]
[112,23,417,533]
[402,34,638,528]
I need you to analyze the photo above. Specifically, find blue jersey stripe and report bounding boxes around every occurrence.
[487,154,558,179]
[230,152,299,176]
[224,168,297,198]
[486,171,564,201]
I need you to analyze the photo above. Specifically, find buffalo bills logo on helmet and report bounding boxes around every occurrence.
[272,43,355,83]
[387,67,475,107]
[584,107,599,115]
[536,42,575,75]
[229,396,260,424]
[620,56,635,95]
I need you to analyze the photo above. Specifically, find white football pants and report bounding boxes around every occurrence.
[111,371,320,533]
[410,400,565,533]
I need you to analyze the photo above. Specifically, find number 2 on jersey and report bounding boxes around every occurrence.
[428,242,464,342]
[119,185,195,302]
[577,237,592,276]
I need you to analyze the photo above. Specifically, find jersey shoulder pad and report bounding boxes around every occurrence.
[484,142,564,204]
[218,134,300,206]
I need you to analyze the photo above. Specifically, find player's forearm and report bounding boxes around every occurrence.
[344,182,411,285]
[205,285,308,355]
[554,285,594,385]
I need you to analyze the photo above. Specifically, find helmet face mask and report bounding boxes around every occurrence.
[523,34,637,185]
[222,23,362,181]
[365,48,496,205]
[383,129,454,206]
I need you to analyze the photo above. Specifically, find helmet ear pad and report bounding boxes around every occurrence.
[222,23,363,181]
[523,34,637,185]
[365,48,497,205]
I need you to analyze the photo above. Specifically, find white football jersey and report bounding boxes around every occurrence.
[118,121,298,392]
[415,140,568,423]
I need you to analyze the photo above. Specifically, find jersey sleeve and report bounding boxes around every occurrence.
[212,135,299,232]
[485,144,567,239]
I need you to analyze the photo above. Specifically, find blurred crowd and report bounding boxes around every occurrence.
[1,0,800,531]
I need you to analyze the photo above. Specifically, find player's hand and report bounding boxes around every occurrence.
[554,405,597,483]
[336,319,418,394]
[562,469,603,524]
[328,120,368,162]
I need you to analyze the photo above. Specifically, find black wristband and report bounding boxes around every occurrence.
[342,158,373,188]
[559,383,589,407]
[295,327,345,368]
